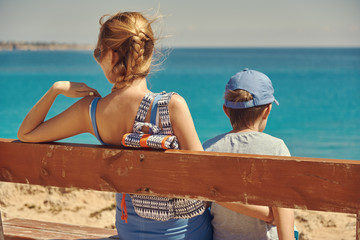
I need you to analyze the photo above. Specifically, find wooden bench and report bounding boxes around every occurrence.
[2,218,118,239]
[0,138,359,239]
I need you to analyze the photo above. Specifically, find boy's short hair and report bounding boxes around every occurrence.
[224,68,278,129]
[225,89,269,129]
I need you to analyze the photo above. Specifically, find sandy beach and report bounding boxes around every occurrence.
[0,182,356,239]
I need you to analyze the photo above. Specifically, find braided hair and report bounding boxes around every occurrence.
[95,12,155,90]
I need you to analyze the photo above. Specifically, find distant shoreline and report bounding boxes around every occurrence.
[1,42,359,51]
[0,42,95,51]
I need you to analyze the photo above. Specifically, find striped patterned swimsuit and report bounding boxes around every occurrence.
[89,92,213,240]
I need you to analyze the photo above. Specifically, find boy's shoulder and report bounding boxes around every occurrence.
[203,131,284,146]
[202,132,229,151]
[254,131,286,143]
[203,131,290,156]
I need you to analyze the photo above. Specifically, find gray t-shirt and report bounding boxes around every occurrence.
[203,131,291,240]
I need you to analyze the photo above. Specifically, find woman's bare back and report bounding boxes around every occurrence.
[94,89,152,145]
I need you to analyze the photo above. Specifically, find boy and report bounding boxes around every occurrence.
[203,68,295,240]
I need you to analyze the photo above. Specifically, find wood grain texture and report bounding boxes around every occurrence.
[3,218,117,239]
[1,139,359,215]
[0,213,4,240]
[357,213,360,240]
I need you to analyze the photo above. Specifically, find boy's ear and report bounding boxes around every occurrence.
[262,104,272,120]
[223,105,230,118]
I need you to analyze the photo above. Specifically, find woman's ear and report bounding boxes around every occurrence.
[110,50,120,66]
[223,105,230,118]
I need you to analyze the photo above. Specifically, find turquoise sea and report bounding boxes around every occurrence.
[0,48,359,160]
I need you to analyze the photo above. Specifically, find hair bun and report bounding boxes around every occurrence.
[96,12,156,91]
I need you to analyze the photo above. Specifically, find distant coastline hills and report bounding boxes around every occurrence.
[2,42,359,51]
[0,41,95,51]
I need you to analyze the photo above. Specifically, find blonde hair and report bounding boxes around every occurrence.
[225,89,269,129]
[95,12,156,90]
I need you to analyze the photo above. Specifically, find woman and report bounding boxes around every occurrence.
[18,11,212,240]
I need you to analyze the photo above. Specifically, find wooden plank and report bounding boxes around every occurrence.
[3,218,117,239]
[0,212,4,240]
[357,213,360,240]
[0,139,359,214]
[4,236,118,240]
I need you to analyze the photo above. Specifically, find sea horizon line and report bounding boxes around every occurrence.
[1,41,359,51]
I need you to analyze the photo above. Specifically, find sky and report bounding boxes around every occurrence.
[0,0,359,47]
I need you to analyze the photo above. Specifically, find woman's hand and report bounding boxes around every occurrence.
[53,81,101,98]
[18,81,100,142]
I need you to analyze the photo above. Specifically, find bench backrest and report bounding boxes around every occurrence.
[0,139,359,239]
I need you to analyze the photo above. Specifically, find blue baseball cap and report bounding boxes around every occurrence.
[224,68,279,109]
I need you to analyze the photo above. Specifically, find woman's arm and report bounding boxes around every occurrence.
[216,202,274,222]
[168,94,203,151]
[18,81,100,142]
[272,207,294,240]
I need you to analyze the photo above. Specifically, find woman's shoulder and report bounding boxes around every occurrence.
[167,93,190,117]
[168,92,182,102]
[167,92,185,106]
[74,96,98,111]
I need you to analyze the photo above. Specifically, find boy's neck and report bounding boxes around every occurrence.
[225,104,270,134]
[231,120,265,133]
[230,127,260,133]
